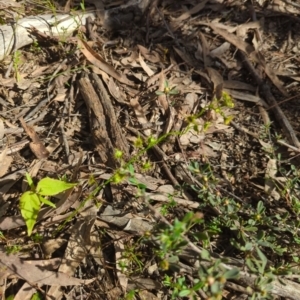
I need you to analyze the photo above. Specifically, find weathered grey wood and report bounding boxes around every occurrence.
[0,12,96,60]
[0,0,151,61]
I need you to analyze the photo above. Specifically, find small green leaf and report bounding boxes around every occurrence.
[182,211,193,223]
[257,200,265,214]
[256,247,267,271]
[194,232,209,241]
[169,88,179,95]
[155,91,164,95]
[246,258,257,273]
[127,164,135,176]
[244,226,258,232]
[244,242,253,251]
[201,249,211,260]
[137,183,147,190]
[223,268,239,279]
[193,280,204,291]
[128,177,139,185]
[80,0,85,10]
[20,191,40,236]
[256,230,265,241]
[39,196,56,208]
[25,173,35,190]
[31,292,43,300]
[211,282,220,294]
[178,290,191,297]
[36,178,76,196]
[257,240,274,248]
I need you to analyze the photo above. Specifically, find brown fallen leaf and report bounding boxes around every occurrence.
[171,0,208,23]
[0,0,23,10]
[210,42,231,61]
[250,51,289,97]
[198,31,211,67]
[12,258,63,300]
[173,47,195,66]
[77,38,135,86]
[0,169,26,201]
[130,96,151,136]
[207,22,288,97]
[224,80,256,92]
[139,290,160,300]
[13,282,35,300]
[0,118,4,140]
[139,52,154,77]
[99,205,153,233]
[0,249,94,286]
[206,67,223,99]
[208,22,255,54]
[137,44,161,63]
[47,201,98,299]
[0,147,13,177]
[19,117,49,159]
[236,21,261,41]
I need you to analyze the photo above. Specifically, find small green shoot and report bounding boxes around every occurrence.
[155,80,179,96]
[5,244,22,254]
[13,50,22,82]
[80,0,86,11]
[20,173,76,236]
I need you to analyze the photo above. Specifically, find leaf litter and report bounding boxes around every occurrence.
[1,0,300,299]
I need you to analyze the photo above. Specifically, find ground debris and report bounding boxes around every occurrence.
[1,0,300,299]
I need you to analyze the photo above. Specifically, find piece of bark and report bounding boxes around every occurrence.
[90,73,129,154]
[78,73,128,168]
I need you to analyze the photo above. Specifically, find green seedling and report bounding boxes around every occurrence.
[155,80,179,96]
[31,292,43,300]
[20,173,76,236]
[13,50,22,82]
[5,244,22,254]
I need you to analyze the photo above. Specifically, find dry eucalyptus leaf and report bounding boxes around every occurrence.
[130,96,151,136]
[0,250,94,286]
[137,44,161,63]
[13,283,35,300]
[78,38,134,86]
[139,52,154,76]
[0,118,4,140]
[0,147,13,177]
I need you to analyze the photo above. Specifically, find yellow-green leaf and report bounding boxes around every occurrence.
[25,172,35,190]
[39,195,56,208]
[36,178,76,196]
[20,191,40,236]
